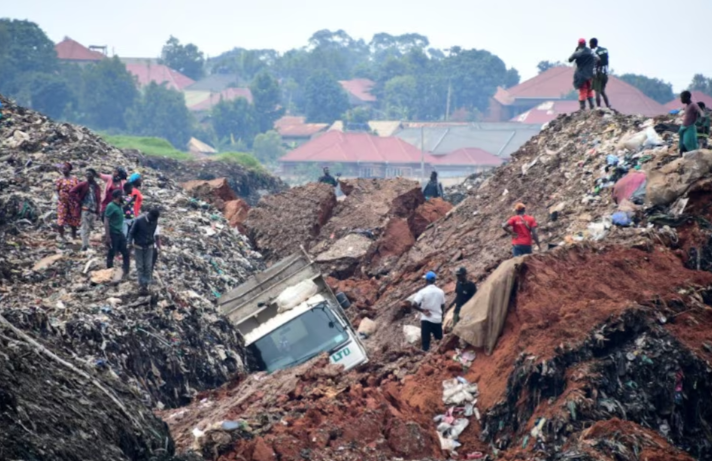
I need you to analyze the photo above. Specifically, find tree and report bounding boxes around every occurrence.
[304,70,350,123]
[383,75,418,120]
[252,130,285,163]
[211,97,258,145]
[446,48,509,112]
[504,68,521,88]
[80,56,138,130]
[160,36,205,80]
[126,82,192,148]
[537,61,563,74]
[689,74,712,96]
[20,72,76,119]
[250,73,284,133]
[619,74,674,104]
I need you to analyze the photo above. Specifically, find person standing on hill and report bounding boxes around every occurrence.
[406,271,446,352]
[449,267,477,326]
[569,38,598,111]
[129,208,160,296]
[71,168,102,251]
[423,171,444,200]
[318,167,338,186]
[99,167,127,217]
[55,162,80,242]
[127,173,143,216]
[502,203,541,256]
[589,38,611,109]
[104,189,130,279]
[696,102,710,149]
[679,91,702,154]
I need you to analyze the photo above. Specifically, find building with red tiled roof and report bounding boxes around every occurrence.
[489,66,667,122]
[280,131,501,179]
[274,116,329,146]
[55,37,105,63]
[186,88,253,112]
[664,91,712,112]
[511,100,581,125]
[339,79,376,106]
[125,63,195,91]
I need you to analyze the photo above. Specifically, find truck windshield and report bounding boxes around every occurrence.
[248,304,349,373]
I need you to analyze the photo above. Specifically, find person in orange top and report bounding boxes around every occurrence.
[502,203,540,256]
[128,173,143,216]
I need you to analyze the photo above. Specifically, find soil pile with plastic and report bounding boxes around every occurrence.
[141,155,287,207]
[0,95,265,408]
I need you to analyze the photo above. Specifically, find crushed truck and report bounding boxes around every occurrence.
[219,250,368,373]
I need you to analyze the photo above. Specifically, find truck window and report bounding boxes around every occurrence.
[248,304,349,373]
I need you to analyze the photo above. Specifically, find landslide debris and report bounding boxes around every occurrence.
[141,155,287,206]
[0,95,264,408]
[181,178,251,231]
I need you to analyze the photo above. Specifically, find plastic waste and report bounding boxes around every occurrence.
[403,325,421,344]
[611,211,633,227]
[644,126,663,148]
[276,280,319,313]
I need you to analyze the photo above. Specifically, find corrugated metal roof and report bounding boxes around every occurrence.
[275,116,328,138]
[281,131,424,163]
[664,91,712,112]
[328,121,402,137]
[512,100,581,124]
[430,148,504,166]
[55,38,105,62]
[338,79,377,102]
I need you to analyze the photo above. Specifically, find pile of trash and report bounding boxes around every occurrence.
[141,155,287,206]
[0,95,265,408]
[443,170,493,205]
[435,377,480,454]
[181,178,251,231]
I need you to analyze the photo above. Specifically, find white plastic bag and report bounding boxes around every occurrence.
[403,325,421,344]
[276,280,318,313]
[644,127,663,148]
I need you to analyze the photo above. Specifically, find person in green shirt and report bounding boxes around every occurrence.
[104,189,130,278]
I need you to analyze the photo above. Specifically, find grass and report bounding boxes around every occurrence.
[214,152,266,172]
[101,135,193,161]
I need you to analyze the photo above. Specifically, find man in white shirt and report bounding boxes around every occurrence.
[407,271,445,351]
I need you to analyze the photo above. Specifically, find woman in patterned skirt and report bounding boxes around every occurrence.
[56,162,80,241]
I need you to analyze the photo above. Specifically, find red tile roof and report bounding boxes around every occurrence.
[512,100,581,124]
[125,63,195,91]
[188,88,253,112]
[55,38,105,62]
[496,66,667,117]
[280,131,426,163]
[431,148,504,166]
[274,116,329,138]
[664,91,712,112]
[339,79,377,103]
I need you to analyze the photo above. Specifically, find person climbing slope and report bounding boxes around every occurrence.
[502,203,540,256]
[55,162,80,242]
[99,166,127,217]
[449,267,477,326]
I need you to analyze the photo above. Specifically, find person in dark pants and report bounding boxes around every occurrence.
[129,208,160,295]
[423,171,444,200]
[568,38,598,111]
[502,203,540,257]
[589,38,611,109]
[104,189,129,279]
[449,267,477,325]
[406,271,445,351]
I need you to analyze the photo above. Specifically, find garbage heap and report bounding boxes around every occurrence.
[140,154,288,206]
[181,178,251,232]
[0,95,265,409]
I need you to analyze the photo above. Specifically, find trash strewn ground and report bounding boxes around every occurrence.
[0,95,266,409]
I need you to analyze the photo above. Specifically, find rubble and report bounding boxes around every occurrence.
[0,95,265,408]
[181,178,251,232]
[140,155,287,206]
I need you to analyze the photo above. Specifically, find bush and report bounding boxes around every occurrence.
[102,135,192,160]
[215,152,265,171]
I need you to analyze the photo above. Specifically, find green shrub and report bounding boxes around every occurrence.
[215,152,265,171]
[101,135,192,160]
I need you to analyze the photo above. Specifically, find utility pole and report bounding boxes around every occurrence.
[445,80,452,121]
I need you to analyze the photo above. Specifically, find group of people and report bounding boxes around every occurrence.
[55,163,160,295]
[569,37,611,111]
[679,91,711,154]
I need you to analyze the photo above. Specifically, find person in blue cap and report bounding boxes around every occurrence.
[406,270,446,351]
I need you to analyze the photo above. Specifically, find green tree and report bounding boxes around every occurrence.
[619,74,674,104]
[160,36,205,80]
[252,130,285,163]
[689,74,712,96]
[80,56,138,130]
[446,48,509,112]
[304,70,350,123]
[0,19,57,87]
[126,82,192,149]
[19,72,76,119]
[211,97,258,145]
[250,73,285,133]
[383,75,417,120]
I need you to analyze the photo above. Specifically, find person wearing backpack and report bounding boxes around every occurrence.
[590,38,611,109]
[502,203,540,256]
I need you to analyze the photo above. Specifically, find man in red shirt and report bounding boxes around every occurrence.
[502,203,540,256]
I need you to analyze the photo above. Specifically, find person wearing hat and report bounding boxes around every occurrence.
[128,173,144,216]
[502,203,540,256]
[406,271,446,352]
[55,162,80,242]
[568,38,598,111]
[449,267,477,326]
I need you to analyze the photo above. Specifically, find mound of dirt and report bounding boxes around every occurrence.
[0,95,264,408]
[181,178,251,232]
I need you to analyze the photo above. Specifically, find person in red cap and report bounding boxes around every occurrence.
[502,203,540,256]
[568,38,598,111]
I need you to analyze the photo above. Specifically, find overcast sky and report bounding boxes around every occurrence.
[5,0,711,91]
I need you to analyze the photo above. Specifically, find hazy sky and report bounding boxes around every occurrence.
[5,0,711,91]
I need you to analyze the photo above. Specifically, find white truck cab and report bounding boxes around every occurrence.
[219,250,368,373]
